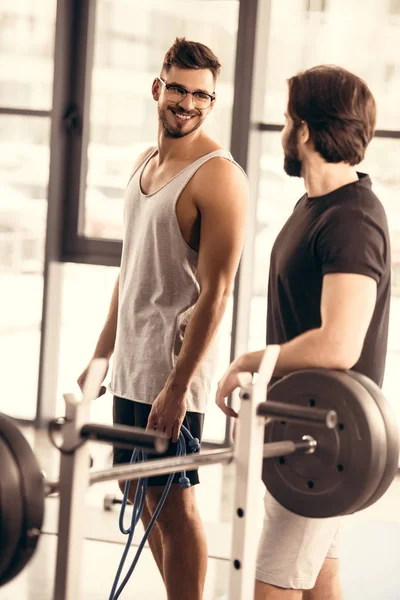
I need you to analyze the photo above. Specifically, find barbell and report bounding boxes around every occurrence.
[0,368,398,591]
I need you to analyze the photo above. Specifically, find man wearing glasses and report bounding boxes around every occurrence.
[78,37,248,599]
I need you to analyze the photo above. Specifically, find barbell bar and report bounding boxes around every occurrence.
[90,437,318,486]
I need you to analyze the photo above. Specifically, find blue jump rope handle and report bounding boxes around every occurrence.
[109,425,200,600]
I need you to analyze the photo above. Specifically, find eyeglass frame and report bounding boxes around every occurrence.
[156,77,216,109]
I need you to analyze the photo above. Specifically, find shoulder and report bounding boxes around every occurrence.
[323,193,388,230]
[192,154,248,200]
[130,146,155,173]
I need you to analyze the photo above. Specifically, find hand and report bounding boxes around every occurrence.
[215,357,253,418]
[147,383,187,442]
[77,358,109,398]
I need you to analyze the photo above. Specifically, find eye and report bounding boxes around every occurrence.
[168,85,186,96]
[194,92,210,101]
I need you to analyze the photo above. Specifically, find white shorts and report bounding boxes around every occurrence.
[256,489,341,590]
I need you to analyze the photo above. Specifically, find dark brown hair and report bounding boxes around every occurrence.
[162,37,221,83]
[287,65,376,165]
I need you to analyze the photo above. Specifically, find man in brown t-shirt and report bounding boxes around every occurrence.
[217,66,391,600]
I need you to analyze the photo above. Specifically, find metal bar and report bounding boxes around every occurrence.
[45,438,316,497]
[54,394,91,600]
[263,438,316,458]
[0,107,51,117]
[226,0,263,448]
[257,400,337,428]
[227,0,272,446]
[256,122,400,139]
[62,0,97,258]
[35,0,78,427]
[11,417,37,427]
[80,423,169,453]
[62,237,122,266]
[229,384,265,598]
[89,448,235,485]
[44,479,60,496]
[256,122,283,132]
[374,129,400,139]
[229,0,259,173]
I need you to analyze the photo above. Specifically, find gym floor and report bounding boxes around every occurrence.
[1,427,399,600]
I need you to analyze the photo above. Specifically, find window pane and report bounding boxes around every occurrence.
[57,263,231,443]
[0,0,56,110]
[252,132,400,422]
[56,263,120,418]
[0,116,50,419]
[360,137,400,418]
[83,0,239,239]
[263,0,400,129]
[250,131,303,351]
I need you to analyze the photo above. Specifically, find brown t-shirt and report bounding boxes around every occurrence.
[266,173,391,386]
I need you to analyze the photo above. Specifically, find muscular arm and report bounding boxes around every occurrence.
[216,273,377,412]
[236,273,377,377]
[166,158,248,393]
[217,204,386,412]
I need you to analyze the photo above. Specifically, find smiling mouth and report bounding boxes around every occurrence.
[170,108,194,122]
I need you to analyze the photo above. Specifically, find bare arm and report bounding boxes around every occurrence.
[91,274,120,360]
[148,158,248,439]
[216,273,377,412]
[272,272,377,375]
[168,158,248,392]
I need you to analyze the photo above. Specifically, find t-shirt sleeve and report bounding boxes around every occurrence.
[315,207,387,284]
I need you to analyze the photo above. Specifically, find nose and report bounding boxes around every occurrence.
[178,93,195,112]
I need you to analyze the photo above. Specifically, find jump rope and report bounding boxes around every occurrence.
[108,424,200,599]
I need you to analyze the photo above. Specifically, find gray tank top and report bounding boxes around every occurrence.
[110,147,243,413]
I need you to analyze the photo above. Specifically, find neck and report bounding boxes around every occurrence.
[302,158,359,198]
[156,125,205,163]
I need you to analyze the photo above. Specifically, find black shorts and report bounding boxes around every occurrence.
[112,396,204,486]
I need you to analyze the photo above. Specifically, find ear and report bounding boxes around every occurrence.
[152,78,161,101]
[208,94,217,115]
[299,121,310,145]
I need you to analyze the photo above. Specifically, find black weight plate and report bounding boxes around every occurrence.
[262,369,387,518]
[346,371,400,511]
[0,437,24,585]
[0,413,44,586]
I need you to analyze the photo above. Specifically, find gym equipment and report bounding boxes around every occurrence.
[0,349,398,599]
[262,369,391,517]
[346,370,400,511]
[104,493,126,511]
[0,412,44,587]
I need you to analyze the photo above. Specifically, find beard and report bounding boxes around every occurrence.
[158,105,204,139]
[283,125,302,177]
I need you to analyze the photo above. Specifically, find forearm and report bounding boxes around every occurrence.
[237,328,353,377]
[273,327,352,377]
[92,275,119,360]
[168,290,230,390]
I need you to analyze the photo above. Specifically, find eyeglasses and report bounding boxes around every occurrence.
[157,77,215,109]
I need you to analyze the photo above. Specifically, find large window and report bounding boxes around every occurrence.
[0,0,55,110]
[262,0,400,130]
[0,0,56,420]
[0,117,51,419]
[249,0,400,421]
